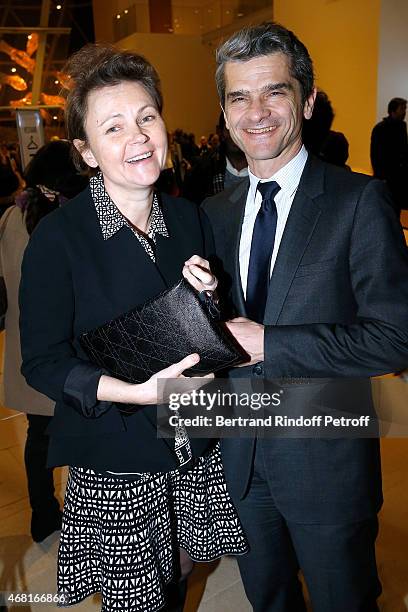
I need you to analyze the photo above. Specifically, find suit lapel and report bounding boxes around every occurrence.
[263,156,325,325]
[226,180,249,316]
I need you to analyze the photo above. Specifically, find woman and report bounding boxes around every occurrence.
[19,44,247,611]
[0,140,87,542]
[0,143,22,215]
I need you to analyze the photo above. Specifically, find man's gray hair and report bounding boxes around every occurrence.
[216,22,314,107]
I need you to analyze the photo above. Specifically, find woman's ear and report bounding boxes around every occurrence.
[73,139,98,168]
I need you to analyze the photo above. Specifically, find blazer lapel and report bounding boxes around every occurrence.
[264,156,325,325]
[155,195,197,289]
[227,180,249,316]
[155,232,185,288]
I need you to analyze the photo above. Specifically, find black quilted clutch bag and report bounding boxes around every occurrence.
[78,279,247,383]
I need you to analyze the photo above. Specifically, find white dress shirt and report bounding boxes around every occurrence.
[239,145,308,298]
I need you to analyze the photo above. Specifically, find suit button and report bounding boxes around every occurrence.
[253,364,263,376]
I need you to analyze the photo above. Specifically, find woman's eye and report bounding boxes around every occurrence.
[106,126,120,134]
[140,114,155,124]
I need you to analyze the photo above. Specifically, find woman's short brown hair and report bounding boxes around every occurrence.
[62,44,163,170]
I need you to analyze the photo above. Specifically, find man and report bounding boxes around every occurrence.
[183,113,248,204]
[370,97,408,218]
[303,89,349,167]
[203,22,408,612]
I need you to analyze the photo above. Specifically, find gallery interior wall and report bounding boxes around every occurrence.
[119,32,220,140]
[377,0,408,122]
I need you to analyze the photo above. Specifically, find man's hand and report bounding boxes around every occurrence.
[225,317,264,365]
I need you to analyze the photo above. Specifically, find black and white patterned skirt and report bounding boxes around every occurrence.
[57,444,248,611]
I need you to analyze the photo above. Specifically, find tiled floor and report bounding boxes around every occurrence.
[1,375,408,610]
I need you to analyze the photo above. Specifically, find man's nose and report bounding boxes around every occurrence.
[247,97,271,123]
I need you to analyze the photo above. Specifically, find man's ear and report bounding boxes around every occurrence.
[221,105,230,130]
[303,87,317,120]
[73,139,98,168]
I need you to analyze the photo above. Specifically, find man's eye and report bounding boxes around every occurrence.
[231,97,245,104]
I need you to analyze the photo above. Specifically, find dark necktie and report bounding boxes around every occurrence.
[246,181,281,323]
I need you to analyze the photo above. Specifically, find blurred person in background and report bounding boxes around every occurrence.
[199,135,209,155]
[371,97,408,219]
[0,139,87,542]
[0,143,23,215]
[183,112,248,204]
[302,90,349,167]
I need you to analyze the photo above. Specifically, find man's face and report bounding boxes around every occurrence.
[223,53,315,177]
[395,103,407,121]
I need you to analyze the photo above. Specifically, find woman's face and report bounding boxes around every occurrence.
[76,80,167,192]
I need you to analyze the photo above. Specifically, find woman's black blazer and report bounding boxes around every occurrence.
[19,186,215,472]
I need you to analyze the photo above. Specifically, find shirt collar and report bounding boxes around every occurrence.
[248,145,308,202]
[90,171,169,242]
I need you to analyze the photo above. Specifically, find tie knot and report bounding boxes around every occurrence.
[257,180,280,201]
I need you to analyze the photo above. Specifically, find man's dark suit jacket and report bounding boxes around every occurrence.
[203,154,408,525]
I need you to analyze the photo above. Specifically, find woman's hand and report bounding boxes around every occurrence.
[97,353,204,406]
[137,353,201,405]
[182,255,218,293]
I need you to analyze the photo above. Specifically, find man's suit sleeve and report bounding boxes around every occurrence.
[264,179,408,377]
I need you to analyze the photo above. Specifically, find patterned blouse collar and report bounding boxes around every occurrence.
[89,172,169,259]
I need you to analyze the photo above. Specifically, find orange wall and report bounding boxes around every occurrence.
[275,0,381,174]
[119,33,220,139]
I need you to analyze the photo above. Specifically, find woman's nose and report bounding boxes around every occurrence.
[130,124,149,144]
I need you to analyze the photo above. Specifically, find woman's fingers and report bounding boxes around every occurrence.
[182,265,214,292]
[182,255,218,292]
[184,255,210,269]
[153,353,200,380]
